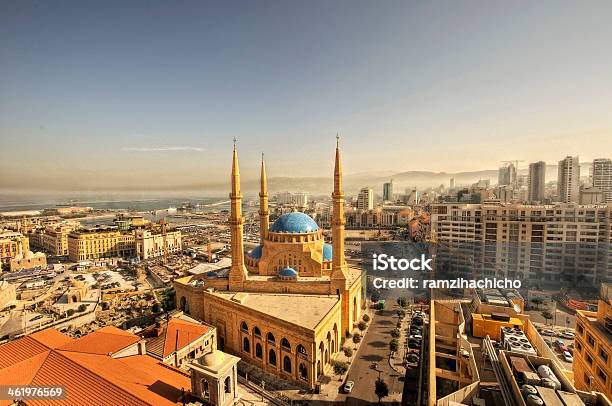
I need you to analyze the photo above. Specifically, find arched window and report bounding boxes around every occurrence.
[201,379,209,398]
[283,355,292,373]
[255,343,263,359]
[240,321,249,332]
[299,363,308,380]
[297,344,307,356]
[281,337,291,351]
[224,376,231,394]
[253,326,261,337]
[267,332,275,344]
[243,337,250,353]
[269,349,277,366]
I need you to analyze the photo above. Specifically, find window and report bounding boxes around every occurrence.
[587,334,595,347]
[299,363,308,380]
[577,342,583,352]
[255,343,263,359]
[241,321,249,333]
[253,326,261,337]
[224,376,231,394]
[281,338,291,351]
[297,344,307,356]
[283,355,292,373]
[269,349,277,366]
[243,337,250,353]
[587,353,593,366]
[598,367,607,383]
[600,349,609,363]
[267,332,275,344]
[577,323,584,335]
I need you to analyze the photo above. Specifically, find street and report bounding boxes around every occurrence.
[338,307,405,405]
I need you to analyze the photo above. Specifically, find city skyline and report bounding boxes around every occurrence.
[2,1,612,191]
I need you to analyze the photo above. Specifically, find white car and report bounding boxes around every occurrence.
[559,331,575,339]
[541,329,556,336]
[343,381,355,393]
[563,351,573,363]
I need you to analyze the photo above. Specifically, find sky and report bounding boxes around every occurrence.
[1,0,612,192]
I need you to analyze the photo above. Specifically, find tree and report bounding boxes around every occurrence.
[374,378,389,404]
[77,304,87,312]
[391,329,400,338]
[363,314,370,322]
[397,297,407,308]
[332,360,348,375]
[531,297,543,310]
[66,309,75,317]
[389,338,399,353]
[371,290,381,302]
[353,333,362,344]
[396,309,406,319]
[542,311,554,325]
[376,302,385,310]
[343,347,353,357]
[358,321,367,331]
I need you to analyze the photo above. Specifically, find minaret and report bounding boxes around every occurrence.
[228,138,247,288]
[331,134,348,280]
[259,153,269,243]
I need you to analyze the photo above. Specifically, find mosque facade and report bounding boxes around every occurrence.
[174,139,366,389]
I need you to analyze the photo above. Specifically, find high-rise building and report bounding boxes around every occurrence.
[383,180,394,202]
[498,163,517,186]
[528,161,546,203]
[558,155,581,203]
[450,178,455,189]
[430,202,612,285]
[276,191,308,208]
[357,187,373,210]
[593,158,612,203]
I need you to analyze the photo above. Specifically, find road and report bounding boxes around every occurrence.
[338,308,405,405]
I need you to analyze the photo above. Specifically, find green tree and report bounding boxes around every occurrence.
[371,290,381,302]
[375,378,389,404]
[542,311,554,325]
[343,347,353,357]
[531,298,543,310]
[358,321,367,331]
[397,297,407,308]
[353,333,362,344]
[332,360,348,375]
[362,314,370,322]
[389,338,399,353]
[391,329,400,338]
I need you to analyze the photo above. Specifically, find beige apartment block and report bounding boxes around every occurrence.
[0,230,29,265]
[135,229,182,260]
[67,228,136,261]
[28,221,81,256]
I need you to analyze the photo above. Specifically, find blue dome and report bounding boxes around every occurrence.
[270,212,319,233]
[279,267,298,277]
[323,243,333,261]
[248,245,263,259]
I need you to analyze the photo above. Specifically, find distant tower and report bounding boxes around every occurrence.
[557,156,580,203]
[383,180,394,202]
[528,161,546,203]
[450,178,455,189]
[259,153,269,242]
[593,158,612,203]
[228,139,247,289]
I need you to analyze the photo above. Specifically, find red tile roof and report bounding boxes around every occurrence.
[0,326,191,406]
[147,318,211,359]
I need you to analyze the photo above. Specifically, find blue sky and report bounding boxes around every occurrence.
[1,1,612,191]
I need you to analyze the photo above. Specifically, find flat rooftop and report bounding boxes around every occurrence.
[206,290,340,330]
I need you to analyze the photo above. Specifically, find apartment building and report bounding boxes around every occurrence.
[28,221,81,256]
[67,227,136,261]
[594,159,612,203]
[357,187,374,210]
[430,202,612,285]
[0,230,29,265]
[134,228,182,260]
[528,161,546,203]
[558,155,581,203]
[574,284,612,399]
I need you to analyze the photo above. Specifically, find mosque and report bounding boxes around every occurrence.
[174,137,366,389]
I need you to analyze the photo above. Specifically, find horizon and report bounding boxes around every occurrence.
[2,1,612,191]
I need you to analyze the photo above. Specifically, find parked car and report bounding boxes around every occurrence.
[406,353,419,367]
[541,329,556,336]
[559,331,575,340]
[343,381,355,394]
[408,341,421,350]
[563,351,573,363]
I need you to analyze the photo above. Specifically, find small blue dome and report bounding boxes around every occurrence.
[206,271,218,278]
[323,243,333,261]
[248,245,263,259]
[279,267,298,277]
[270,212,319,233]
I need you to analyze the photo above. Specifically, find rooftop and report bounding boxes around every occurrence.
[270,212,319,233]
[146,317,212,359]
[206,290,339,330]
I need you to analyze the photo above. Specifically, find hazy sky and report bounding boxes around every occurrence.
[2,1,612,192]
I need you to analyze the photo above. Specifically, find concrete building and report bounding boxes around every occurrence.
[28,221,81,256]
[581,187,605,204]
[528,161,546,203]
[67,227,136,261]
[276,191,308,208]
[499,162,517,186]
[0,281,16,309]
[135,228,182,260]
[0,230,29,265]
[558,155,581,203]
[383,180,394,202]
[174,139,365,389]
[574,284,612,400]
[430,202,612,285]
[594,158,612,203]
[357,187,373,210]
